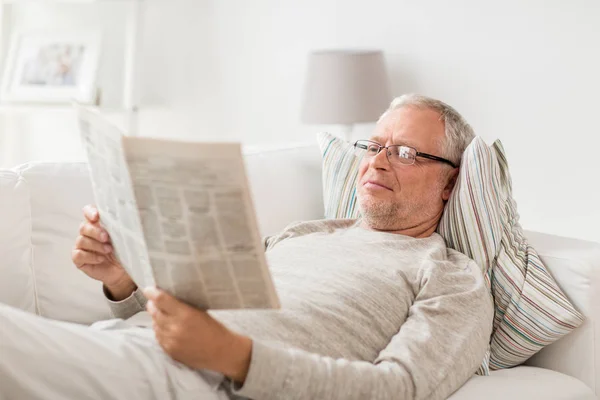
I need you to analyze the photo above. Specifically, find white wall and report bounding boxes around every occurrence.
[0,0,598,243]
[136,0,600,243]
[0,1,130,166]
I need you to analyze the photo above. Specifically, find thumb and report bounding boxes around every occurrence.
[143,287,180,315]
[82,204,99,223]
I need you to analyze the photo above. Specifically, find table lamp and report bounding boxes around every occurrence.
[301,49,391,141]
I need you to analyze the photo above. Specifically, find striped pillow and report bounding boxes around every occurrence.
[438,137,584,370]
[318,132,584,373]
[317,132,361,219]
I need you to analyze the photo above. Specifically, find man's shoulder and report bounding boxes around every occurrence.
[438,247,490,301]
[430,234,481,273]
[444,246,477,267]
[420,245,492,313]
[420,238,487,286]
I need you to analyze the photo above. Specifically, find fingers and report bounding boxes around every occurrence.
[75,235,113,255]
[143,287,181,315]
[72,249,106,268]
[79,221,109,243]
[82,204,99,223]
[147,300,175,343]
[147,300,169,324]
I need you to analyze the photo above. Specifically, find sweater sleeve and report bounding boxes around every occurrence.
[103,285,147,319]
[231,259,494,400]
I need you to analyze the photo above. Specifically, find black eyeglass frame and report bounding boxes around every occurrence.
[353,140,457,168]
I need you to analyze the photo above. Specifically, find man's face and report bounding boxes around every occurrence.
[356,106,454,231]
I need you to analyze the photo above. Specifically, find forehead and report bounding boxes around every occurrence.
[370,106,445,152]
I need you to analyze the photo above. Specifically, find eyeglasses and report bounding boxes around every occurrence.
[353,140,457,168]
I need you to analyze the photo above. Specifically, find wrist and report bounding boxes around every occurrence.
[222,334,252,384]
[105,279,137,301]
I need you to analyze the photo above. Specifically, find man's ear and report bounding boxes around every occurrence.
[442,168,459,201]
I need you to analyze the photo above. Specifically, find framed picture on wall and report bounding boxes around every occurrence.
[0,31,102,104]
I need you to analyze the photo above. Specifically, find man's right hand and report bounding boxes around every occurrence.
[72,204,137,301]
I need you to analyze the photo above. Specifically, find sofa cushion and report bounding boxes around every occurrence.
[17,162,112,324]
[0,170,35,312]
[448,366,596,400]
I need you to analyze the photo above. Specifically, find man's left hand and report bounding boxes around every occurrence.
[143,287,252,383]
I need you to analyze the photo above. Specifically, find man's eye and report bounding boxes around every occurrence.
[367,146,379,153]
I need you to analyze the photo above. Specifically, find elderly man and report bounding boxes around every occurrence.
[0,94,493,400]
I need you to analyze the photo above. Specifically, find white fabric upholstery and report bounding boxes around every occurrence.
[244,143,324,236]
[0,142,598,399]
[449,366,596,400]
[15,162,110,324]
[0,170,35,313]
[525,231,600,394]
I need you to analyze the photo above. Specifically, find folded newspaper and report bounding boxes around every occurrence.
[77,106,280,310]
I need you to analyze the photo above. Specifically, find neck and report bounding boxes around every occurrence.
[359,208,442,238]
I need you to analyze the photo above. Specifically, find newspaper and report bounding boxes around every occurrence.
[76,106,280,310]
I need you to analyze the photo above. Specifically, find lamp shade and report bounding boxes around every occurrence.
[301,50,391,125]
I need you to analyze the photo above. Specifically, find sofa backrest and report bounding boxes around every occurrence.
[0,169,36,314]
[0,142,324,324]
[244,142,324,235]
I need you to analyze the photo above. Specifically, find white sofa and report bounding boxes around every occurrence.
[0,142,598,400]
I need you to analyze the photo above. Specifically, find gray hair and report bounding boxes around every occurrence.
[379,94,475,167]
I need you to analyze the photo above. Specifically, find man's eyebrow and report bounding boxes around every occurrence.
[368,137,419,148]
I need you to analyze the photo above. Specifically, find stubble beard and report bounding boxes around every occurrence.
[358,190,441,231]
[358,195,405,231]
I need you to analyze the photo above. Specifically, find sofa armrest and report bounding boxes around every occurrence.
[523,230,600,395]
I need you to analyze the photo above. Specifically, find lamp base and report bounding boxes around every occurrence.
[337,124,354,142]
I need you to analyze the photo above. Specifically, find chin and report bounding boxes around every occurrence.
[358,198,386,215]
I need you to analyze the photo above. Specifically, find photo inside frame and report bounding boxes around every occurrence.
[15,43,87,88]
[1,32,102,104]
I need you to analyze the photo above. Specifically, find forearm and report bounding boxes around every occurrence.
[232,286,491,400]
[230,339,482,400]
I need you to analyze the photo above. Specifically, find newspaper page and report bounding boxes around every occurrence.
[77,106,280,310]
[78,108,156,291]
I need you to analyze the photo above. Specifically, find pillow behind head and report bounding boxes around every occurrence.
[317,131,584,372]
[438,136,584,370]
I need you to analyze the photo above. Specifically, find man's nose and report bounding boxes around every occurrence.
[369,148,391,170]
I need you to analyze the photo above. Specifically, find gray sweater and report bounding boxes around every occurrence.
[107,219,494,400]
